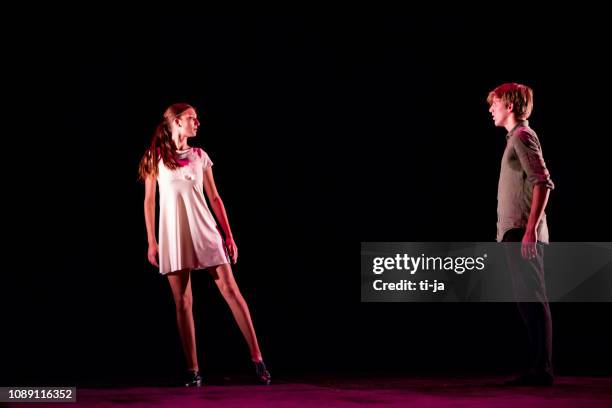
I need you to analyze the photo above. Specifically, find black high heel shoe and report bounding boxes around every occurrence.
[254,361,271,385]
[184,370,203,387]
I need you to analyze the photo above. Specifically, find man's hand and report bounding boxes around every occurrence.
[521,228,538,259]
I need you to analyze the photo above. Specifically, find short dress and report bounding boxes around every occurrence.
[157,147,229,274]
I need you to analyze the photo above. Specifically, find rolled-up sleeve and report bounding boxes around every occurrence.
[512,130,555,190]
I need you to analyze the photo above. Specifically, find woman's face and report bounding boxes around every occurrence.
[176,108,200,137]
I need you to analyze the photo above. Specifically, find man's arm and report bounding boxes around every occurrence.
[512,131,554,258]
[523,184,551,258]
[527,184,550,233]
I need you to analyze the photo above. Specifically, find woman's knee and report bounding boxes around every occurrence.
[218,282,241,300]
[174,293,193,311]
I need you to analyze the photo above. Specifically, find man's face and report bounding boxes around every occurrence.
[488,96,512,128]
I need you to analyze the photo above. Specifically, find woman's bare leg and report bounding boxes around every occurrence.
[167,269,198,371]
[209,263,263,361]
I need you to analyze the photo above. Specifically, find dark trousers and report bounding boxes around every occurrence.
[502,228,553,376]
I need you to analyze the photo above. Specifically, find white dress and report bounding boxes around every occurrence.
[157,147,229,274]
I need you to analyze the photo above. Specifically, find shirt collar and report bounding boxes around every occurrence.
[506,120,529,139]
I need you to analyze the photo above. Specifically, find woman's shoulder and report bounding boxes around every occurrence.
[192,147,213,168]
[192,147,211,159]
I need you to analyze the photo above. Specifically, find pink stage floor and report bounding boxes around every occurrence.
[19,375,612,407]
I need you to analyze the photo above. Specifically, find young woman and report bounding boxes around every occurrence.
[139,103,271,387]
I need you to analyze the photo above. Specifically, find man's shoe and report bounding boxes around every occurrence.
[504,372,554,386]
[254,361,271,385]
[184,370,203,387]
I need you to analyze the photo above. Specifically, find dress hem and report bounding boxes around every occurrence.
[159,261,231,275]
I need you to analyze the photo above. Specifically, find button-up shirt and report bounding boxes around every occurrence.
[497,121,555,242]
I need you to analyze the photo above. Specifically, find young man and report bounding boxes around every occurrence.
[488,83,555,386]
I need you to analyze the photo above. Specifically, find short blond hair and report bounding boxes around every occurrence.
[487,83,534,120]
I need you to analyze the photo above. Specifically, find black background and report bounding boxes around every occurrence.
[5,14,611,386]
